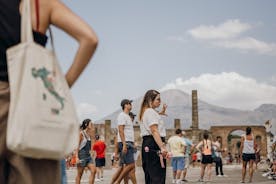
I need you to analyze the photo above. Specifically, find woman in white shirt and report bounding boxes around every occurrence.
[139,89,168,184]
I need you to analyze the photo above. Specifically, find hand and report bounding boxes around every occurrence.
[114,153,119,161]
[160,147,168,158]
[159,104,168,116]
[76,157,80,164]
[122,144,127,154]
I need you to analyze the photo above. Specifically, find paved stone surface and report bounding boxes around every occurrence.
[67,164,274,184]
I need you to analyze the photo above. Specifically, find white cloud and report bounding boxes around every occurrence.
[188,19,251,40]
[77,103,98,120]
[271,75,276,85]
[214,37,276,55]
[161,72,276,110]
[186,19,276,55]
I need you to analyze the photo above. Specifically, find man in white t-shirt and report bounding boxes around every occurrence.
[111,99,136,184]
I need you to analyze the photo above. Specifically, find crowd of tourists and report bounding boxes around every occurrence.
[65,90,275,184]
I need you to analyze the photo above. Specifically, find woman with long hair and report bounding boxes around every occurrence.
[196,131,217,182]
[76,119,96,184]
[139,89,168,184]
[240,127,256,183]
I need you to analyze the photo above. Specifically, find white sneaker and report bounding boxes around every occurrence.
[100,177,104,181]
[198,178,204,182]
[95,178,101,182]
[217,174,222,177]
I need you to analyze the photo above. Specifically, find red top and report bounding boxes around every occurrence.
[92,141,106,158]
[192,153,197,161]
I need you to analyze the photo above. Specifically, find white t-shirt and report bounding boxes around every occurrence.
[140,108,166,137]
[117,112,134,142]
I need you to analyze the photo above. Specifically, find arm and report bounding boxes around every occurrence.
[150,124,167,156]
[240,136,244,156]
[118,125,127,154]
[195,141,203,152]
[49,0,98,87]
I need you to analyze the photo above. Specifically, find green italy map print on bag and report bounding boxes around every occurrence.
[31,67,65,114]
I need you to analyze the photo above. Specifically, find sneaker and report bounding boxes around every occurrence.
[217,174,222,177]
[262,172,269,177]
[222,174,228,177]
[198,178,204,182]
[100,177,104,181]
[95,178,101,182]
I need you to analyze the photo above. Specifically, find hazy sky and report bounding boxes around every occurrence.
[53,0,276,121]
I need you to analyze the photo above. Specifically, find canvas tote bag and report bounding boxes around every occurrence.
[6,0,79,159]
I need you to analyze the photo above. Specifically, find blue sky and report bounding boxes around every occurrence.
[53,0,276,121]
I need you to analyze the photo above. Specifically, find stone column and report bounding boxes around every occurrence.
[104,120,112,169]
[104,120,111,147]
[174,119,181,129]
[191,90,199,129]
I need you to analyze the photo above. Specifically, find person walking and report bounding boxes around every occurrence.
[123,112,137,184]
[168,129,186,184]
[92,134,106,182]
[196,131,216,182]
[181,131,194,182]
[213,136,225,177]
[139,89,168,184]
[240,127,256,183]
[75,119,97,184]
[0,0,98,183]
[111,99,136,184]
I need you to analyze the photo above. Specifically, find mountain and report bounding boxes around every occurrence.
[99,89,276,134]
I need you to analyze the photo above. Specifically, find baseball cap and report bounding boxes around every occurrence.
[120,99,133,108]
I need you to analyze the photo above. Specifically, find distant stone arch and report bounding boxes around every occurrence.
[210,125,267,157]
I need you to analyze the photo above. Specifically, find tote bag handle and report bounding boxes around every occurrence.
[21,0,33,43]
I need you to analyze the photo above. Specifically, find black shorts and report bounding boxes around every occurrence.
[201,155,213,164]
[242,153,256,162]
[95,157,106,167]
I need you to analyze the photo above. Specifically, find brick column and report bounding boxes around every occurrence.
[191,90,199,129]
[174,119,181,129]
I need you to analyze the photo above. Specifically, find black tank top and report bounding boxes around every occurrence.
[0,0,48,82]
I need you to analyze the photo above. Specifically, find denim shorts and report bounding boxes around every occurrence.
[171,157,185,171]
[78,154,93,167]
[118,142,135,165]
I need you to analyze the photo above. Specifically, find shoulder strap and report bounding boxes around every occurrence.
[82,130,89,140]
[35,0,40,32]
